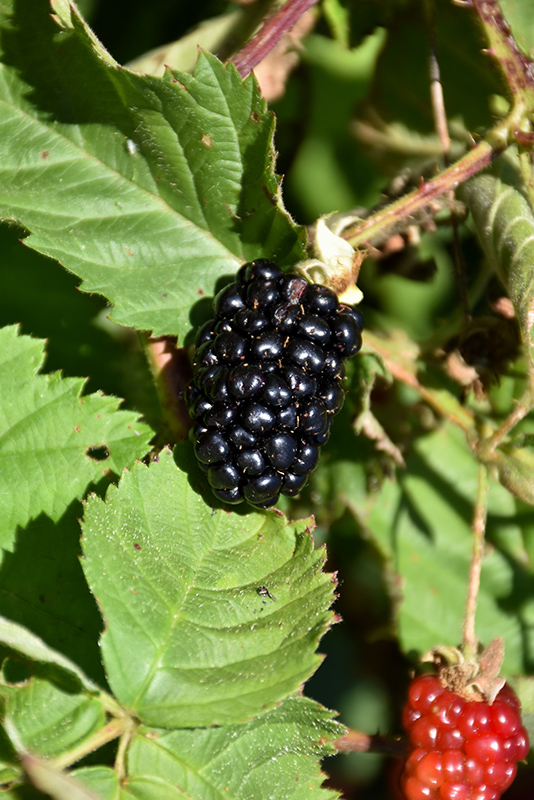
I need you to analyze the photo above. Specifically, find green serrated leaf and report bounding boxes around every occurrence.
[0,0,306,340]
[81,449,335,728]
[0,325,152,549]
[0,226,160,420]
[122,696,342,800]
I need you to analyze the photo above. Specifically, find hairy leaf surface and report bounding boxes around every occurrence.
[459,172,534,358]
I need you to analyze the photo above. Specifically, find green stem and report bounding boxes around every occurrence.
[115,720,137,782]
[462,463,489,660]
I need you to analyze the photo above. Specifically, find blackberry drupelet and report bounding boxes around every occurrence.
[186,259,363,508]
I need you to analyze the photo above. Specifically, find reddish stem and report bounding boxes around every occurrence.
[470,0,534,104]
[231,0,320,78]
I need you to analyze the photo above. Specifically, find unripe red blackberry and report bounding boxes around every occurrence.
[186,259,363,508]
[400,674,530,800]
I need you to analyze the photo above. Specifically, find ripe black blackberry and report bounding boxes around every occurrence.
[186,259,363,508]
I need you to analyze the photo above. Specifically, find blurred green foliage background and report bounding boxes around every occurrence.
[3,1,534,796]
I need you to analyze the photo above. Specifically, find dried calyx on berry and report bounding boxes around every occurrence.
[400,640,530,800]
[185,259,363,508]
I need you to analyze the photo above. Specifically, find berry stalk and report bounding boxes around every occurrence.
[462,464,489,659]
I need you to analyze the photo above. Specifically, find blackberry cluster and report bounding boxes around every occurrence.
[186,259,363,508]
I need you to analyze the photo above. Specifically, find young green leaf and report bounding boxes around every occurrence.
[0,325,152,550]
[81,449,336,728]
[0,0,306,340]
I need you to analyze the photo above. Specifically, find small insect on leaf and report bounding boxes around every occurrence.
[257,586,276,601]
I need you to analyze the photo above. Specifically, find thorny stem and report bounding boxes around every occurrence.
[231,0,320,78]
[342,119,509,247]
[469,0,534,109]
[468,0,534,208]
[344,0,534,250]
[335,730,406,759]
[215,0,276,63]
[462,463,489,660]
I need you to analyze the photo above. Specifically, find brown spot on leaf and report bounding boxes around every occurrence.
[133,543,141,551]
[40,150,50,160]
[73,425,81,433]
[201,133,212,147]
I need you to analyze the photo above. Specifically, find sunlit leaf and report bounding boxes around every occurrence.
[82,449,335,727]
